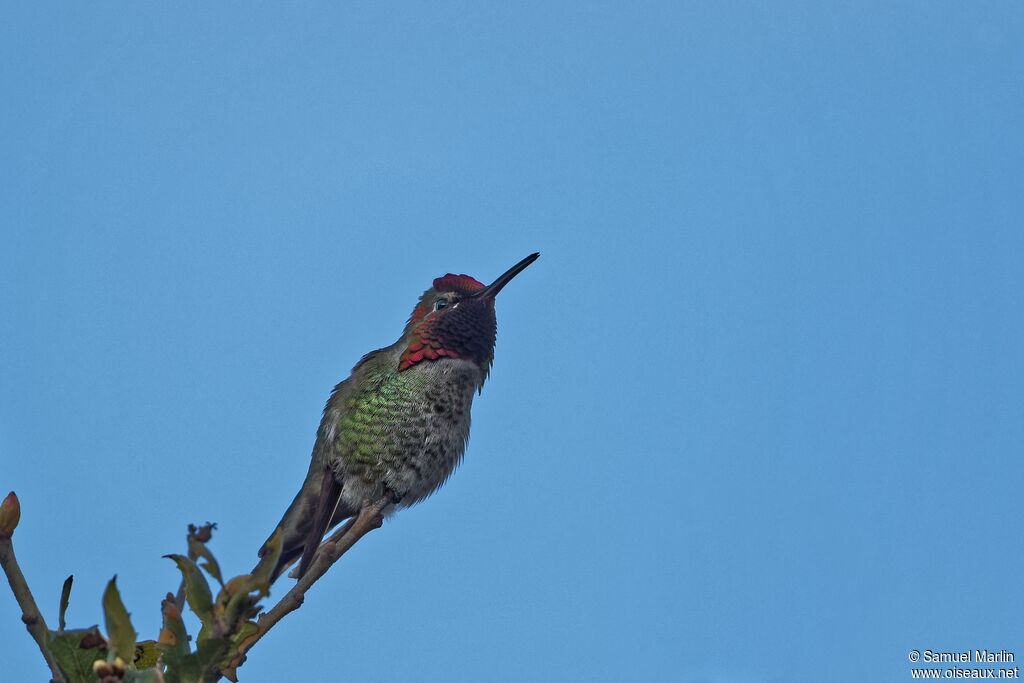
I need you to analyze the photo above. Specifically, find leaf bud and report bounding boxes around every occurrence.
[0,492,20,537]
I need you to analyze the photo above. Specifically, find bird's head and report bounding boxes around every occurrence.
[399,253,539,378]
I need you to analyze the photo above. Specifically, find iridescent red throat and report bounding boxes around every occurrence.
[398,274,496,373]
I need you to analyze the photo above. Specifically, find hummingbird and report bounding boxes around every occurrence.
[261,252,539,582]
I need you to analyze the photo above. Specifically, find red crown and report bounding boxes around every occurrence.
[433,273,485,294]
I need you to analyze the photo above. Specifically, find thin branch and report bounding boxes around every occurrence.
[0,536,66,683]
[233,499,386,668]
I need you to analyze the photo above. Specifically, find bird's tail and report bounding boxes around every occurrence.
[257,465,347,584]
[296,467,345,579]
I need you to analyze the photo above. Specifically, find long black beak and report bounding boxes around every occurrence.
[470,252,540,300]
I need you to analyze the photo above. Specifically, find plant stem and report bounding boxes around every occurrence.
[0,536,66,683]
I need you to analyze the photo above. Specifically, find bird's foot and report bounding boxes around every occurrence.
[383,487,403,506]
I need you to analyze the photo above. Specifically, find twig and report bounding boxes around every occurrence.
[0,536,66,683]
[234,499,386,666]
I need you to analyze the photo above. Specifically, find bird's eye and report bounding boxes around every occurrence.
[433,298,448,311]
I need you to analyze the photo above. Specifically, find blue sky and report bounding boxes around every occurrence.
[2,3,1022,682]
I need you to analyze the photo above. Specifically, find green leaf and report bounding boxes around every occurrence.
[164,638,230,683]
[58,574,73,632]
[48,627,106,683]
[133,640,162,669]
[158,594,191,664]
[219,621,259,682]
[187,528,224,587]
[165,554,215,631]
[215,574,267,635]
[103,576,138,664]
[192,637,230,683]
[125,669,164,683]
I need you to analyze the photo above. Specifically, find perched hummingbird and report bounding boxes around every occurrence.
[261,253,539,582]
